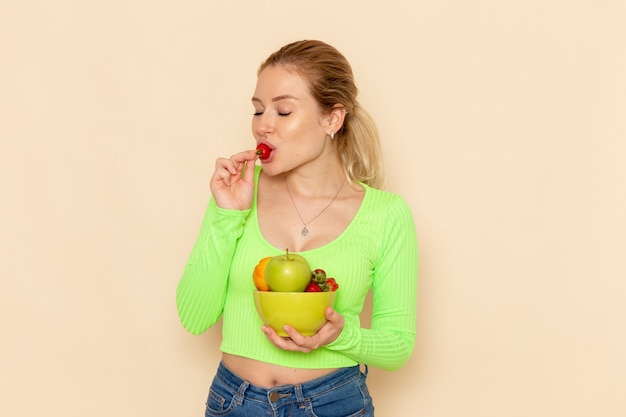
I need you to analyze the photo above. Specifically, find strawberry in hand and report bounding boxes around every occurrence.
[256,143,271,160]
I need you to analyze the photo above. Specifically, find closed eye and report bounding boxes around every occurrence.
[252,111,291,117]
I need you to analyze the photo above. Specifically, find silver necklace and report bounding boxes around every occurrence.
[285,178,346,237]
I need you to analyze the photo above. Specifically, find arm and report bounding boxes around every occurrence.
[176,150,258,335]
[325,197,418,370]
[176,198,250,335]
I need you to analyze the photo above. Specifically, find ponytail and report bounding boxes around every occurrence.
[338,103,384,189]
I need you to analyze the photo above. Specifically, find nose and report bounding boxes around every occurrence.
[253,110,275,136]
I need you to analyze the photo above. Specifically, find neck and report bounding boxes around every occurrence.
[283,150,346,197]
[284,169,346,198]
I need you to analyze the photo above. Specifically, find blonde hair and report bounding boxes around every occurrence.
[258,40,385,189]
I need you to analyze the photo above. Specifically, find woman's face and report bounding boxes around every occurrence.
[251,65,331,174]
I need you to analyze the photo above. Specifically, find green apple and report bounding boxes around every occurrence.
[265,249,312,292]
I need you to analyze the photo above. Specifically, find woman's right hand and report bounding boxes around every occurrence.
[210,150,258,210]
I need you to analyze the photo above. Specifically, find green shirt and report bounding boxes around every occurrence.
[176,167,418,371]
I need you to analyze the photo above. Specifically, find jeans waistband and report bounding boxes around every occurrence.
[216,360,365,402]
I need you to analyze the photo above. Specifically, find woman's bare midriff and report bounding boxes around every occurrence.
[222,353,339,388]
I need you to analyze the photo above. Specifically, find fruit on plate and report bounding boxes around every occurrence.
[252,256,272,291]
[256,143,271,160]
[252,253,339,293]
[326,278,339,292]
[305,282,322,292]
[265,249,312,292]
[306,268,339,292]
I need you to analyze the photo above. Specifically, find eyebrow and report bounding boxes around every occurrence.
[251,94,299,103]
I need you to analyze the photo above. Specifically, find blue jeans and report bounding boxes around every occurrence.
[205,361,375,417]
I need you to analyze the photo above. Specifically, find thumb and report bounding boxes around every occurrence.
[325,307,343,325]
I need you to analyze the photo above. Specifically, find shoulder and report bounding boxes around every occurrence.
[356,185,416,237]
[362,184,413,215]
[359,186,418,269]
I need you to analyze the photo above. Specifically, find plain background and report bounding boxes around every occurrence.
[1,1,624,416]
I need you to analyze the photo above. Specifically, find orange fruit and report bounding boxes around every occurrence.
[252,257,272,291]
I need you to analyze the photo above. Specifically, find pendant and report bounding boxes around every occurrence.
[301,226,309,236]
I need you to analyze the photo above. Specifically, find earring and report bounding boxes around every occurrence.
[330,130,335,140]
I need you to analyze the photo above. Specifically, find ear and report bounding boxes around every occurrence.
[326,104,347,135]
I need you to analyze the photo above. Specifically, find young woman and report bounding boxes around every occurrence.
[176,39,418,417]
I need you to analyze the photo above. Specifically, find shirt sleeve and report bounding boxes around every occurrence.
[176,197,250,335]
[325,196,418,371]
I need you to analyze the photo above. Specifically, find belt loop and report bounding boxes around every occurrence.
[234,380,249,406]
[362,364,369,377]
[294,384,305,403]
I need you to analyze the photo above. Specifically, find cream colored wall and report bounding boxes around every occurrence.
[1,1,624,416]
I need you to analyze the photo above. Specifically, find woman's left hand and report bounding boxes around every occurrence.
[261,307,345,353]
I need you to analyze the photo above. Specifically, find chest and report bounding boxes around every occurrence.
[229,202,384,311]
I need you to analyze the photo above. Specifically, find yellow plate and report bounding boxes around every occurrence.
[253,290,337,337]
